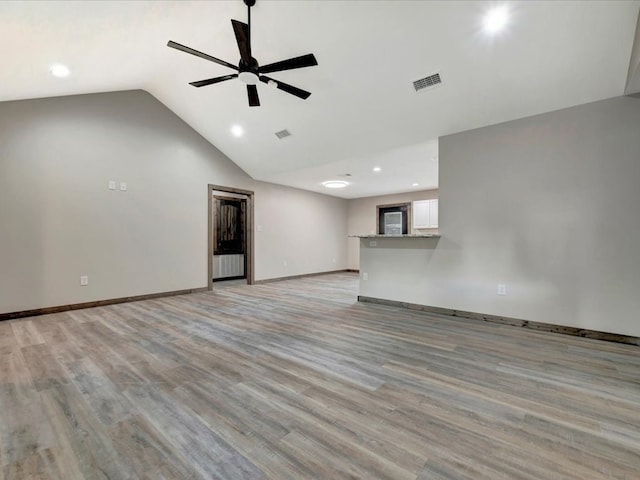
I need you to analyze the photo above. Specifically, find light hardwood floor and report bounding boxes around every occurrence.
[1,272,639,479]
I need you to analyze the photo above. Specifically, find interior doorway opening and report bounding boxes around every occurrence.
[208,184,255,289]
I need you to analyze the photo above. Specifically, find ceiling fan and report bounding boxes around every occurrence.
[167,0,318,107]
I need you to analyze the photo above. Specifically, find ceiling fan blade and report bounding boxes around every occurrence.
[189,74,238,88]
[260,76,311,100]
[232,20,251,63]
[258,54,318,74]
[247,84,260,107]
[167,40,238,71]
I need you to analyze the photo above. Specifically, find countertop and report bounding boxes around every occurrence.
[349,234,440,238]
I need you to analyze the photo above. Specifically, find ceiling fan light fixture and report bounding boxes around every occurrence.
[239,71,259,85]
[267,79,278,89]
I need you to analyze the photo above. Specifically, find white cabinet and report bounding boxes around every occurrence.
[412,199,438,229]
[429,198,438,227]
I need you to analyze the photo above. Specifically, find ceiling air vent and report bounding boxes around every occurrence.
[275,129,291,139]
[413,73,442,92]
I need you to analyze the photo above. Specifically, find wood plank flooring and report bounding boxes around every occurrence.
[1,272,639,479]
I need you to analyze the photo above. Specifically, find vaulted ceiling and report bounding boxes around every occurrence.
[1,1,638,198]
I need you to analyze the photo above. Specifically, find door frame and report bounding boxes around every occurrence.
[208,184,255,289]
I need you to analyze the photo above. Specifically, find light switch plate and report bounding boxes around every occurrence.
[120,182,127,191]
[108,181,116,190]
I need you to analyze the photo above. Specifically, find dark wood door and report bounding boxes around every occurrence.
[214,197,246,255]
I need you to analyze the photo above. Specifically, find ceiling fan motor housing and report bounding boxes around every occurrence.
[239,57,260,84]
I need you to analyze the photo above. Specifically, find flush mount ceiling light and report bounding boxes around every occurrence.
[49,63,70,78]
[322,180,349,189]
[373,167,382,172]
[230,124,244,137]
[412,183,420,187]
[483,6,509,35]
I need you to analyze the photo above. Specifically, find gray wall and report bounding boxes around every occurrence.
[359,95,640,337]
[0,90,347,314]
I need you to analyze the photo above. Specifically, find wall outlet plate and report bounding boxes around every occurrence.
[498,284,506,295]
[80,275,89,286]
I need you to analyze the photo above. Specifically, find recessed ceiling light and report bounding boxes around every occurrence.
[231,124,244,137]
[49,63,70,78]
[412,183,420,187]
[483,6,508,35]
[373,167,381,172]
[322,180,349,189]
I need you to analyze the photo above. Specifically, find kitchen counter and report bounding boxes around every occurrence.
[349,234,440,238]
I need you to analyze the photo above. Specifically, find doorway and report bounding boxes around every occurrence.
[208,184,254,289]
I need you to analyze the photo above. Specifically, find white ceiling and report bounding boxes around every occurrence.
[1,1,638,199]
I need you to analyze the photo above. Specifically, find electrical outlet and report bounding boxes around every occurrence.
[80,276,89,286]
[362,272,368,281]
[332,257,336,263]
[498,284,506,295]
[283,260,287,267]
[108,180,116,190]
[120,182,127,191]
